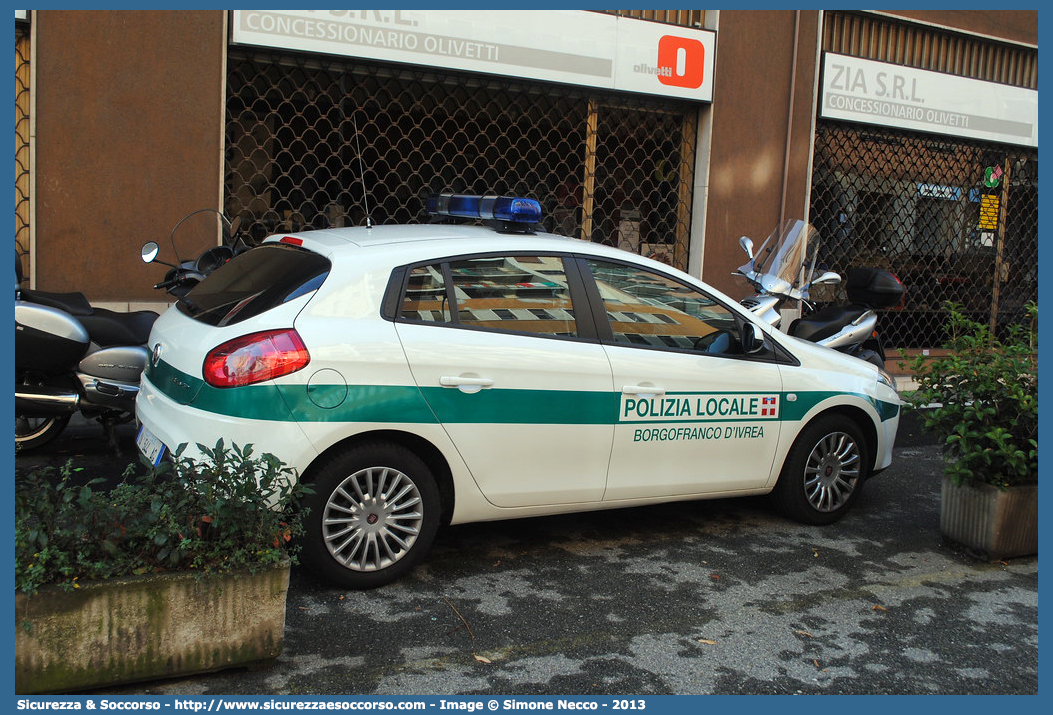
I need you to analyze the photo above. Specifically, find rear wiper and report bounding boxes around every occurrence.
[176,293,202,314]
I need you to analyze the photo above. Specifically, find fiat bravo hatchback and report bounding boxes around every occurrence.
[136,194,900,589]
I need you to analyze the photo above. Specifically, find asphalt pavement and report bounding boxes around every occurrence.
[14,412,1039,695]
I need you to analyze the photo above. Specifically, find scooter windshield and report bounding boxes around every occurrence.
[169,208,232,264]
[747,219,820,296]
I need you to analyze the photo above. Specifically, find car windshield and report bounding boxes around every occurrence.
[177,244,330,327]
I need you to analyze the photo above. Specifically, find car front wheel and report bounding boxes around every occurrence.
[771,416,868,525]
[301,442,440,590]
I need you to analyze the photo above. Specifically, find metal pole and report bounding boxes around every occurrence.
[989,158,1011,335]
[581,101,599,243]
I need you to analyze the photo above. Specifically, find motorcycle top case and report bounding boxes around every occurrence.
[846,267,904,309]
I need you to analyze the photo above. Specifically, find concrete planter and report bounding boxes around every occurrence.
[15,561,290,694]
[940,476,1038,560]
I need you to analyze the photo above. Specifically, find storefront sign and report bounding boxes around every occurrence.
[984,165,1004,188]
[979,195,1000,230]
[917,183,961,201]
[820,53,1038,148]
[231,10,715,102]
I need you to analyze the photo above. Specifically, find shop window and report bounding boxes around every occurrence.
[811,122,1038,349]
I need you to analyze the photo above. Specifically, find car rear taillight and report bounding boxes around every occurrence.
[203,329,310,388]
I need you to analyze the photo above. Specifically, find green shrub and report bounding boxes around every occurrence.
[901,302,1037,489]
[15,440,310,595]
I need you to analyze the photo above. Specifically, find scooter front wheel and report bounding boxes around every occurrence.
[16,413,71,451]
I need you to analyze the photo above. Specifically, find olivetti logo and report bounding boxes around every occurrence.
[656,35,705,89]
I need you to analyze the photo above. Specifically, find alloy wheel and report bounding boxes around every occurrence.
[321,466,425,572]
[803,431,861,512]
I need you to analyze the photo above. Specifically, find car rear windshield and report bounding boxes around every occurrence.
[177,244,331,327]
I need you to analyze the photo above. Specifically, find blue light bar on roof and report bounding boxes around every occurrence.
[426,193,542,224]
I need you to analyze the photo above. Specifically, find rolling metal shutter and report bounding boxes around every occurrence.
[225,47,699,270]
[812,12,1037,349]
[16,25,31,279]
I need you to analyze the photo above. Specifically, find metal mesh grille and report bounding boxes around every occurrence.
[16,26,31,276]
[810,122,1038,349]
[224,49,697,269]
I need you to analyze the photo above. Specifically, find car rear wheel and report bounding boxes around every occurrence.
[301,442,440,590]
[771,416,868,525]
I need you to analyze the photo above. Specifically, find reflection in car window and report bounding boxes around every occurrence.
[400,265,449,322]
[400,255,577,338]
[585,259,741,354]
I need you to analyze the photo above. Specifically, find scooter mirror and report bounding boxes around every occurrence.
[738,236,754,260]
[221,215,241,245]
[141,242,160,264]
[812,270,841,286]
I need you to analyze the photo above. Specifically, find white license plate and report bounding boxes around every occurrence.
[136,424,167,467]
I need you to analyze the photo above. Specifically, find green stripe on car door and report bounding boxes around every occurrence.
[149,360,897,425]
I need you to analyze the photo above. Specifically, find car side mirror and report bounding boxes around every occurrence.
[739,236,754,261]
[741,322,765,355]
[141,241,159,264]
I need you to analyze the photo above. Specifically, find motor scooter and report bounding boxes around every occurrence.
[15,255,157,451]
[139,208,248,298]
[15,209,249,451]
[735,219,904,368]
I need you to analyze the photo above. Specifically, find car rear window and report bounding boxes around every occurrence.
[177,244,331,327]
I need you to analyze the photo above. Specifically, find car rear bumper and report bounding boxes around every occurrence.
[135,372,319,478]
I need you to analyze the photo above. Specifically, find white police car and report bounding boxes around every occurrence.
[135,194,900,589]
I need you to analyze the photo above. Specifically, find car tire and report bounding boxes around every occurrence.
[770,415,868,525]
[301,442,440,590]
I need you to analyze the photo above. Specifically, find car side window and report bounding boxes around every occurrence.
[400,255,578,338]
[584,258,743,354]
[400,265,450,323]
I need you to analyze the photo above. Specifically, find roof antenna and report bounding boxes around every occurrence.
[352,114,373,228]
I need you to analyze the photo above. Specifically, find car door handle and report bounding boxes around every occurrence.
[439,376,494,391]
[622,385,666,396]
